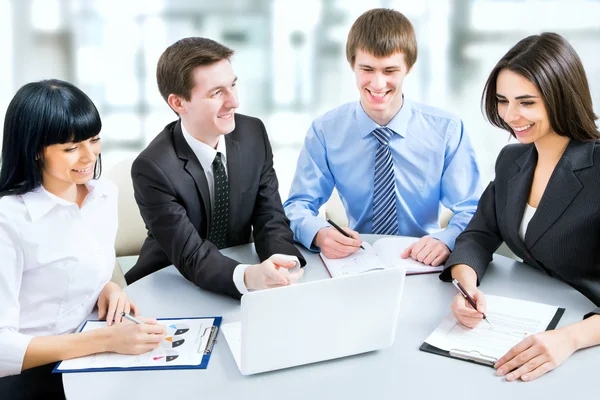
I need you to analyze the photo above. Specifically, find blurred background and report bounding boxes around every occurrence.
[2,0,600,199]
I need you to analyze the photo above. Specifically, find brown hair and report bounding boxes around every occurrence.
[156,37,234,109]
[346,8,417,69]
[482,32,600,141]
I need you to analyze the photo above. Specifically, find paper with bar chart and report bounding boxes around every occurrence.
[55,317,221,372]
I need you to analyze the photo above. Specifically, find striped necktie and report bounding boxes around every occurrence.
[372,127,399,235]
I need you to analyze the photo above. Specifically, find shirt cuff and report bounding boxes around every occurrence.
[298,217,330,251]
[0,330,34,377]
[430,226,461,251]
[233,264,250,295]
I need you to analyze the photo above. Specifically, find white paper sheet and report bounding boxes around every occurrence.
[321,242,388,277]
[321,236,443,277]
[56,318,215,371]
[373,237,444,274]
[424,295,559,360]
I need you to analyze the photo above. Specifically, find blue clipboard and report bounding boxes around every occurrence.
[53,316,222,373]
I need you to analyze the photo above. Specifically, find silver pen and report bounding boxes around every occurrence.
[120,311,144,325]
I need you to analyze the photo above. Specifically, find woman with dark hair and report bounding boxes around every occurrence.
[440,32,600,381]
[0,80,165,399]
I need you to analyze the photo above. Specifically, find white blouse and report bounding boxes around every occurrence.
[0,179,117,377]
[519,203,537,241]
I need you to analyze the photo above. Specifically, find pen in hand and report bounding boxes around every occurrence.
[451,279,493,327]
[326,218,365,250]
[120,312,144,325]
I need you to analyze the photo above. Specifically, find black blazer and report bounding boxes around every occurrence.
[124,115,305,298]
[441,140,600,317]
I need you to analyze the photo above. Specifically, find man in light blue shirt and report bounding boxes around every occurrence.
[283,9,482,266]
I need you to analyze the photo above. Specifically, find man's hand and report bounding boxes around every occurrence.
[314,226,362,259]
[401,236,449,266]
[244,255,304,290]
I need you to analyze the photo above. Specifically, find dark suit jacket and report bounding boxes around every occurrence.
[441,139,600,317]
[124,115,305,298]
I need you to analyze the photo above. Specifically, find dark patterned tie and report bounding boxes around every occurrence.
[207,152,229,249]
[372,127,399,235]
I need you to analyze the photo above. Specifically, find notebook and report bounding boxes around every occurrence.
[221,267,406,375]
[320,236,443,277]
[420,295,565,366]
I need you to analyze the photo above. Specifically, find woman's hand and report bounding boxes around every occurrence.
[450,286,487,328]
[104,317,166,354]
[97,282,139,326]
[494,329,577,382]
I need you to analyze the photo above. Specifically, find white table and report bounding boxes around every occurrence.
[64,235,598,399]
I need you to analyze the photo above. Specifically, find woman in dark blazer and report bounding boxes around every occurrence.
[440,32,600,382]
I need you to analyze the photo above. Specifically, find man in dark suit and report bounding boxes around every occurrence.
[125,37,305,298]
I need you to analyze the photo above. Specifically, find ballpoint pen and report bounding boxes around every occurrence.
[451,279,493,327]
[120,311,144,325]
[326,218,365,250]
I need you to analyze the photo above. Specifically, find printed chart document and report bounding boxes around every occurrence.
[54,316,221,373]
[320,236,443,277]
[420,296,564,366]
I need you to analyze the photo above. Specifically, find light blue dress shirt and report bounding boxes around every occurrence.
[283,98,482,251]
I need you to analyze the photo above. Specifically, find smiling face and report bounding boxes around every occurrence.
[353,49,411,126]
[41,135,101,193]
[173,59,239,146]
[495,69,558,145]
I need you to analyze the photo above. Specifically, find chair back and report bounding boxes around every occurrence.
[104,157,147,257]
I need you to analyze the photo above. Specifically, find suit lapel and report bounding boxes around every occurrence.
[505,146,536,253]
[524,140,592,249]
[225,134,242,240]
[172,120,212,228]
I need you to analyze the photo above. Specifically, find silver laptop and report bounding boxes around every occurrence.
[221,267,406,375]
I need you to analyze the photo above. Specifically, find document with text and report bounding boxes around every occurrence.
[422,295,563,365]
[320,236,443,277]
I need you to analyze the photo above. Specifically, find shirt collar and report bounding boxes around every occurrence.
[181,121,228,172]
[21,178,109,222]
[356,96,412,139]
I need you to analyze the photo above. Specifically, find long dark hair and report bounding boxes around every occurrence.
[0,79,102,196]
[482,32,600,141]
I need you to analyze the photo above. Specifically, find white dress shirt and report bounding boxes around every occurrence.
[180,123,251,294]
[181,122,228,215]
[0,179,117,377]
[519,203,537,241]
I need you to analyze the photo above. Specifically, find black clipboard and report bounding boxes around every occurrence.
[419,308,565,367]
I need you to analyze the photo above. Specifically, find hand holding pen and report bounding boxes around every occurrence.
[326,219,365,250]
[451,279,493,328]
[100,313,166,355]
[314,219,364,259]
